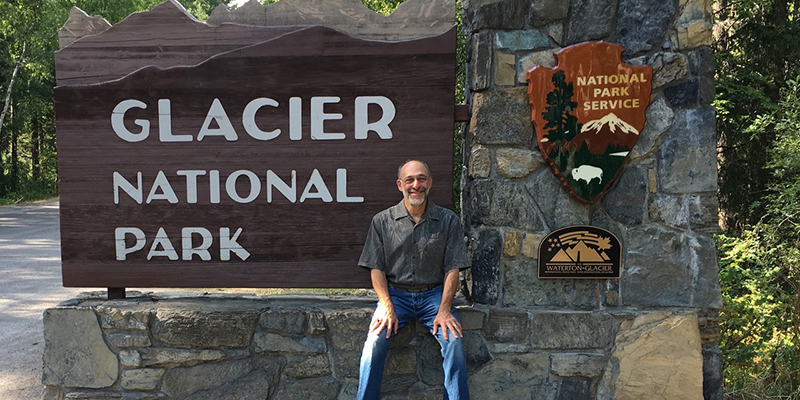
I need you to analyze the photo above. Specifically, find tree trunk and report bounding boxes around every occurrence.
[10,102,18,192]
[0,42,26,136]
[32,116,40,181]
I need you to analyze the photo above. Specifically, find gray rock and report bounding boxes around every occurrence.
[105,333,151,349]
[419,336,444,386]
[566,0,617,44]
[42,308,119,388]
[259,309,307,334]
[141,348,226,367]
[504,260,601,310]
[274,376,341,400]
[185,371,272,400]
[462,331,492,371]
[119,350,141,368]
[530,312,616,349]
[613,0,676,55]
[470,229,503,305]
[471,32,492,92]
[630,97,674,160]
[120,368,164,391]
[703,345,724,400]
[547,22,565,45]
[525,169,591,229]
[457,307,487,331]
[530,0,570,27]
[550,353,607,378]
[162,358,278,400]
[254,331,326,353]
[495,30,550,52]
[97,302,153,331]
[468,353,550,399]
[285,354,332,379]
[470,88,534,146]
[63,392,122,400]
[468,145,491,179]
[665,78,700,107]
[326,308,374,378]
[518,49,559,84]
[496,148,544,179]
[647,52,689,89]
[152,300,260,348]
[386,347,417,376]
[465,0,529,31]
[623,225,722,307]
[467,180,544,231]
[649,194,720,231]
[657,107,717,193]
[601,165,647,226]
[687,46,716,105]
[485,309,530,342]
[488,342,532,353]
[556,379,591,400]
[380,373,418,395]
[308,311,327,335]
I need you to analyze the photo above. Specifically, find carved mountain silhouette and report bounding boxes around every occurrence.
[549,240,605,263]
[565,113,639,155]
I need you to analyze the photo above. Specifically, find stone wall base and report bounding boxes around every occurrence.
[42,293,712,400]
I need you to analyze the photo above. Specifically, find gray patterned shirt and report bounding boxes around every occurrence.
[358,200,470,286]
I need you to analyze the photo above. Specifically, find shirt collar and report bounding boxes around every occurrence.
[391,200,441,221]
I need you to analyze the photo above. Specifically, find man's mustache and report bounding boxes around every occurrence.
[408,187,426,193]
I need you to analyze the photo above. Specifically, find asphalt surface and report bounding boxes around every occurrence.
[0,199,85,400]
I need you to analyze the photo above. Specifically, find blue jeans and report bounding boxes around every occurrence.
[357,285,470,400]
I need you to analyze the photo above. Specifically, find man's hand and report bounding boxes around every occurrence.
[433,309,462,341]
[370,301,398,338]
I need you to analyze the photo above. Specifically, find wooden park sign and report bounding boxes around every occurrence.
[527,42,652,203]
[54,0,457,289]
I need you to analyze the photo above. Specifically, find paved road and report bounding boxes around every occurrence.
[0,200,85,400]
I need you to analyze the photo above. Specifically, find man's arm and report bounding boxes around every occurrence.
[370,269,398,339]
[433,268,462,340]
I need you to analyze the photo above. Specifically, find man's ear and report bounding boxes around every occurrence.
[396,179,403,192]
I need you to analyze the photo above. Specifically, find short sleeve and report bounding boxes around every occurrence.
[358,215,386,271]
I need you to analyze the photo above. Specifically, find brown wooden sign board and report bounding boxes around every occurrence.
[54,2,456,288]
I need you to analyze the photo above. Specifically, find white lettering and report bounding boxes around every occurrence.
[177,170,205,204]
[266,170,296,203]
[115,227,146,261]
[147,227,179,260]
[226,170,261,203]
[158,99,192,142]
[242,98,280,141]
[113,171,143,204]
[336,169,363,203]
[146,171,179,204]
[310,96,344,140]
[354,96,395,139]
[181,227,213,261]
[198,98,238,141]
[112,99,149,142]
[220,227,250,261]
[300,169,333,202]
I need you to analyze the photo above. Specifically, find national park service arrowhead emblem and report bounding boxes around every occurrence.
[527,42,653,203]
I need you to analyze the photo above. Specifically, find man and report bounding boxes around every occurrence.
[356,159,470,400]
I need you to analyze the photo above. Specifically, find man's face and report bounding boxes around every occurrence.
[397,161,432,207]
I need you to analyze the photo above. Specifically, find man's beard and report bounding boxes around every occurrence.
[405,187,427,206]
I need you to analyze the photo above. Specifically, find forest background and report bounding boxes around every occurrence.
[0,0,797,398]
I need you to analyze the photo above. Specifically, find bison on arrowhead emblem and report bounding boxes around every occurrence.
[527,42,653,204]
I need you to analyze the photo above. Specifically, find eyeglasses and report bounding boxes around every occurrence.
[400,175,429,185]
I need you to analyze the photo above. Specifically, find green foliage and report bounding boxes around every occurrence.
[717,74,800,400]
